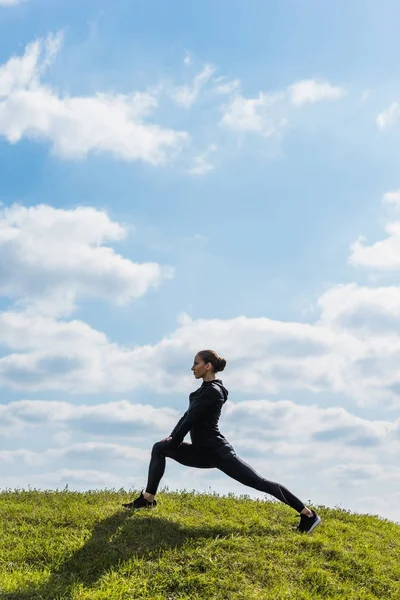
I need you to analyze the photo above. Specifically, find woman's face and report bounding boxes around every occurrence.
[191,354,209,379]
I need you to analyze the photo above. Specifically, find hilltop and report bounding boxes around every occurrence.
[0,489,399,599]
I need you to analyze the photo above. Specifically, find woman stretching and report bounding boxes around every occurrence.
[123,350,321,533]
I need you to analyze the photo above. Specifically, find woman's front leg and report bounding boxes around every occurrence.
[145,440,171,496]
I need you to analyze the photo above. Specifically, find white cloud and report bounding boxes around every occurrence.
[171,64,216,108]
[56,469,119,486]
[318,283,400,332]
[0,442,150,465]
[2,398,398,464]
[0,34,188,163]
[2,193,400,406]
[188,144,217,175]
[0,275,400,406]
[225,399,394,449]
[213,76,240,95]
[383,189,400,209]
[352,228,400,269]
[0,203,173,317]
[377,102,400,130]
[2,469,123,490]
[0,286,397,404]
[316,283,400,403]
[58,442,150,462]
[0,309,334,393]
[221,77,343,137]
[350,229,400,271]
[326,462,400,484]
[348,189,400,270]
[221,92,286,136]
[0,448,43,465]
[289,79,345,105]
[0,399,179,436]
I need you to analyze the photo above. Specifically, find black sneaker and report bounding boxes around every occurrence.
[122,491,157,510]
[296,510,321,533]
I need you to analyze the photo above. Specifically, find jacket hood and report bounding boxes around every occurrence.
[202,379,229,403]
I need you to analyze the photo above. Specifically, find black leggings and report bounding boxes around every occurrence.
[145,441,305,513]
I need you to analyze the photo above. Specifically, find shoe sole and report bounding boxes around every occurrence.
[122,503,157,510]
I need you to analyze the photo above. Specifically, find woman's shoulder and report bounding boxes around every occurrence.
[201,382,227,400]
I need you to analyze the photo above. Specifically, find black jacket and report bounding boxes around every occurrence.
[169,379,234,455]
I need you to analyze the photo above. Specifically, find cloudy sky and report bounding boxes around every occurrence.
[1,0,400,524]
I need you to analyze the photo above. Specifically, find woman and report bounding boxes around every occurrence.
[123,350,321,533]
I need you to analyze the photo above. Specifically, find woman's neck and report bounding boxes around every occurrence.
[202,373,217,382]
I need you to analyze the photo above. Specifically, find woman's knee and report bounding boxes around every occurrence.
[151,441,165,454]
[152,440,172,456]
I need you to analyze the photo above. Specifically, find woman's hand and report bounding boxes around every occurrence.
[161,436,173,442]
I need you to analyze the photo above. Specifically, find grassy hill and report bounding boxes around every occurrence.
[0,489,399,599]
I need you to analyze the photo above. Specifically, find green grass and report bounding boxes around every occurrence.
[0,489,399,599]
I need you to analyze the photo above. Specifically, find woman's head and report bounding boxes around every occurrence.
[192,350,227,380]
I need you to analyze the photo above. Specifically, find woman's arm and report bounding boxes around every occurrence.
[168,388,221,447]
[169,410,188,437]
[159,410,189,443]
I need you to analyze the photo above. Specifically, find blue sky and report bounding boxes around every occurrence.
[1,0,400,524]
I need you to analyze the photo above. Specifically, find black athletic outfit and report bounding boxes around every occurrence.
[145,379,305,513]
